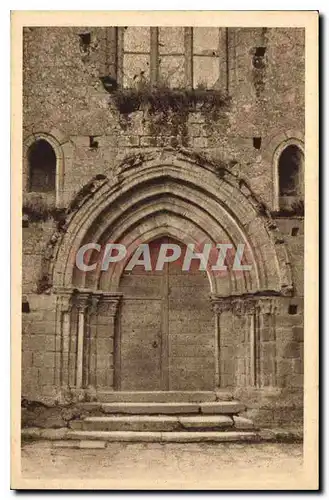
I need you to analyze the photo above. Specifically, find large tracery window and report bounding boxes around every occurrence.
[106,27,226,90]
[28,139,56,193]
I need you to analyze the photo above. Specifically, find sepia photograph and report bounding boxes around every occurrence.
[11,10,318,490]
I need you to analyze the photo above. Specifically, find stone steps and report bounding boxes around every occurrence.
[96,390,233,403]
[60,400,255,442]
[69,414,244,432]
[64,430,259,443]
[97,401,245,415]
[22,394,258,445]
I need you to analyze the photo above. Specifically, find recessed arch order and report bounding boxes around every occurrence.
[52,149,293,298]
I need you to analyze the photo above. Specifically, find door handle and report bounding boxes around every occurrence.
[152,340,158,348]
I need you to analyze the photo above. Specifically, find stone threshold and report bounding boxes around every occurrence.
[21,427,303,444]
[69,414,252,432]
[78,401,246,415]
[96,390,234,403]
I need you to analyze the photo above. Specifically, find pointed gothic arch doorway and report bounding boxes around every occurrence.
[115,237,214,391]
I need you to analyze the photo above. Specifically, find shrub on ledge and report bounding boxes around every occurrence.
[111,85,231,118]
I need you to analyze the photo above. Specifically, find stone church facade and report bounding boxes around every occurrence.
[22,26,304,428]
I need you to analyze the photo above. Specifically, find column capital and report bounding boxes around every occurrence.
[210,296,232,314]
[231,297,255,315]
[254,296,278,315]
[97,292,123,317]
[89,293,101,314]
[211,295,256,315]
[211,294,279,316]
[55,287,74,312]
[73,290,92,311]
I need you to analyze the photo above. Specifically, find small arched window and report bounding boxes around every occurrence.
[28,139,56,193]
[278,145,303,197]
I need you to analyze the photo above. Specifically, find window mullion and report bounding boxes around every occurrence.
[184,27,193,89]
[106,27,118,79]
[218,27,229,93]
[116,27,124,86]
[150,27,159,86]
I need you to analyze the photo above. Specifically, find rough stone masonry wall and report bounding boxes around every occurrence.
[22,27,305,424]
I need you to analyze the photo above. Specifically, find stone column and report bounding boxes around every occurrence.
[96,293,122,389]
[211,294,279,390]
[60,292,73,388]
[254,297,278,387]
[231,297,256,388]
[74,291,91,389]
[85,293,100,390]
[230,296,278,389]
[211,296,233,388]
[53,288,74,390]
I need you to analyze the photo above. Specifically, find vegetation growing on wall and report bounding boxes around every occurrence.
[111,85,231,140]
[23,193,65,223]
[272,199,305,217]
[113,86,229,115]
[33,175,109,294]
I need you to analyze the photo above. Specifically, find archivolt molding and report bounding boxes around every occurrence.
[49,148,293,297]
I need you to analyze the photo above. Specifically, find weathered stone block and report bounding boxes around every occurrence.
[188,123,202,137]
[32,352,56,369]
[179,415,233,429]
[79,440,107,449]
[75,415,180,432]
[292,326,304,342]
[22,334,56,352]
[200,401,245,414]
[233,415,255,430]
[71,136,90,147]
[38,367,55,385]
[140,136,157,147]
[293,359,304,374]
[118,135,140,147]
[95,368,114,389]
[101,402,200,414]
[282,341,302,359]
[193,136,208,148]
[290,373,304,388]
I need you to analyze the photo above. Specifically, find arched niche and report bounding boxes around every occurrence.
[272,137,304,212]
[27,139,56,193]
[23,131,70,207]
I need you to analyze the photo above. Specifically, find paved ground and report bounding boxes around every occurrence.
[20,440,303,489]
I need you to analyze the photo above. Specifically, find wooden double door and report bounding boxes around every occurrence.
[116,237,215,391]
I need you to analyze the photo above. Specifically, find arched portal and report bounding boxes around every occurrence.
[50,149,293,395]
[117,237,215,391]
